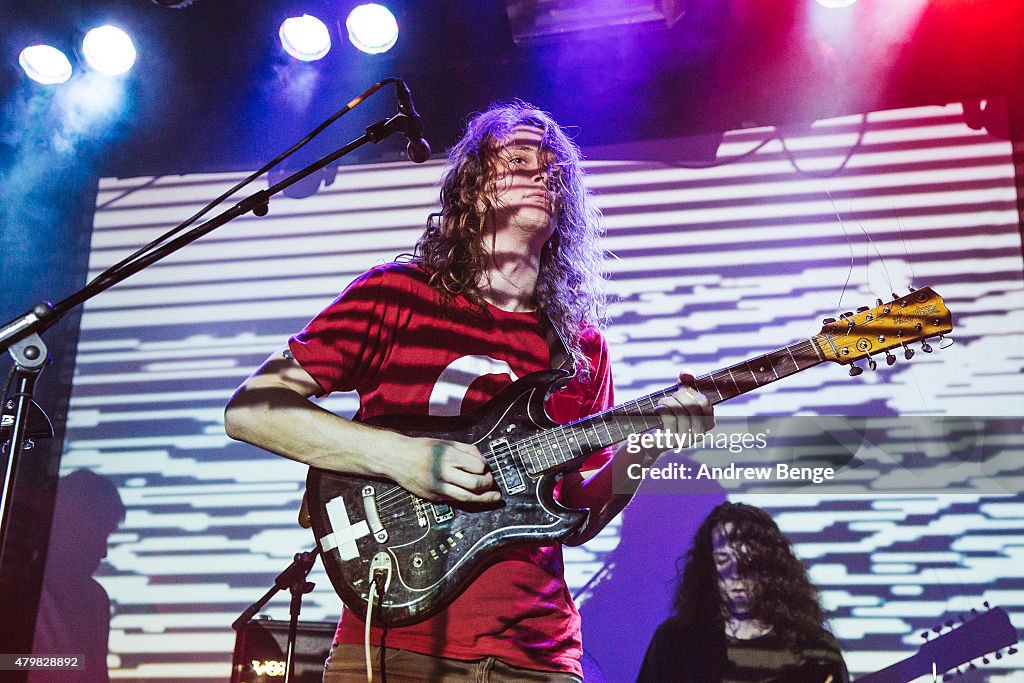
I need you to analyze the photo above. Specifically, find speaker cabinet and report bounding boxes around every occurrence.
[231,618,335,683]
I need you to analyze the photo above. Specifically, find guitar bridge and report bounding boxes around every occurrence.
[488,437,527,495]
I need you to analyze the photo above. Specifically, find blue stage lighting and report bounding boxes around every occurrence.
[280,14,332,61]
[19,45,73,85]
[82,25,137,75]
[346,4,399,54]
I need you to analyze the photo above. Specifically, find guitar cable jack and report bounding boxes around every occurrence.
[365,554,393,682]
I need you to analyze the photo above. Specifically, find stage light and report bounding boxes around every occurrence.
[18,45,73,85]
[82,25,137,75]
[346,4,399,54]
[814,0,857,8]
[279,14,332,61]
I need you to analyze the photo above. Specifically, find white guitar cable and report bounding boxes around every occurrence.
[365,579,377,683]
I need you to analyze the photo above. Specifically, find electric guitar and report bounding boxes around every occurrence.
[857,605,1018,682]
[307,288,953,626]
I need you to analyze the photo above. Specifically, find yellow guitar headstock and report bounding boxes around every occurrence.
[814,287,953,372]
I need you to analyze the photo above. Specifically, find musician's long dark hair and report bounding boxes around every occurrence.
[672,502,828,650]
[415,100,606,378]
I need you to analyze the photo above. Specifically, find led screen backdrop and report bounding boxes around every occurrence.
[57,102,1023,681]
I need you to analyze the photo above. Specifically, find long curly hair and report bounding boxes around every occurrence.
[672,502,828,650]
[415,100,606,378]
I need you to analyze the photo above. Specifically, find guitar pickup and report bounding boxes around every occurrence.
[361,486,388,543]
[488,437,526,494]
[431,503,454,524]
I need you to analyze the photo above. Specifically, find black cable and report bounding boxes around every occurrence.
[86,77,401,293]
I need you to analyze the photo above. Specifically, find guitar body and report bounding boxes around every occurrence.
[306,369,589,626]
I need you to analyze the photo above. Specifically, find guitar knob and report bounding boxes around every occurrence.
[904,345,915,360]
[939,334,954,349]
[921,342,933,353]
[849,364,863,377]
[886,351,897,366]
[868,357,877,371]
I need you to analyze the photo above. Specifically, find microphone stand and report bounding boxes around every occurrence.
[0,107,423,589]
[232,550,318,683]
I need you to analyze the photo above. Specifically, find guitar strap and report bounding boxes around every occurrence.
[542,311,576,378]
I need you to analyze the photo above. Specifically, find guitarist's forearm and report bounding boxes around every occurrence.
[561,444,659,546]
[225,380,403,478]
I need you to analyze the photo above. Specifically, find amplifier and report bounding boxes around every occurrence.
[230,617,335,683]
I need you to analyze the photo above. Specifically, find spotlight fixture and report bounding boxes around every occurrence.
[19,45,74,85]
[346,4,399,54]
[82,25,137,75]
[280,14,332,61]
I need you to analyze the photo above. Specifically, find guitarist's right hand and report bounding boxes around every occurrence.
[385,436,501,505]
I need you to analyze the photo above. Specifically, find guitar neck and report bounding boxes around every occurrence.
[522,337,827,475]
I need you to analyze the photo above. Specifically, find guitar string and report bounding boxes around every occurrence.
[364,338,824,518]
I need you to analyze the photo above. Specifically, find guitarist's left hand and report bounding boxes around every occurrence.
[562,370,714,545]
[654,371,716,444]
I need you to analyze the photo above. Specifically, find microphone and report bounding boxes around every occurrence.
[395,80,431,163]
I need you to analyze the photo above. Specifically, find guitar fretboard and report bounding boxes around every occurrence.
[518,337,827,475]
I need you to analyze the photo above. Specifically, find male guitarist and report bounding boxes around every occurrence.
[224,100,714,682]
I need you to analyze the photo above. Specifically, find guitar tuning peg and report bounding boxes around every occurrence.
[849,364,863,377]
[968,661,977,671]
[823,317,837,324]
[995,651,1003,660]
[945,620,955,628]
[921,631,931,640]
[876,298,884,306]
[984,601,991,609]
[868,357,877,371]
[1010,646,1018,655]
[886,350,897,366]
[904,345,915,360]
[922,341,933,353]
[983,656,990,665]
[939,335,954,349]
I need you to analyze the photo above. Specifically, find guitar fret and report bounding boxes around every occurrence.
[730,363,758,392]
[724,366,741,395]
[746,357,777,387]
